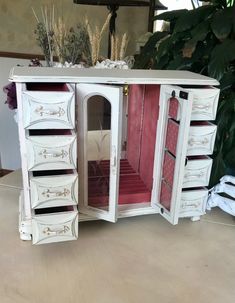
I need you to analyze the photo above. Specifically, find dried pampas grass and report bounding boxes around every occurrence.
[85,14,111,65]
[111,32,129,61]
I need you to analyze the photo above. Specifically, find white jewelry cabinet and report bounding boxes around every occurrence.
[10,67,220,244]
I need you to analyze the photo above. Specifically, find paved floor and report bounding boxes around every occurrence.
[0,172,235,303]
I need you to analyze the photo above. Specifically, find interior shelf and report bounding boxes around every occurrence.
[88,159,151,206]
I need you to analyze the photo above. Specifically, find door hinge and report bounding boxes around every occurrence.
[123,85,129,96]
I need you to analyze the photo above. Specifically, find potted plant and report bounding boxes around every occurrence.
[134,0,235,187]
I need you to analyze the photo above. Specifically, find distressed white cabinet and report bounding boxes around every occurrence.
[11,67,219,244]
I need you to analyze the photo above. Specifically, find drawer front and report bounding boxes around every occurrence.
[183,157,212,188]
[190,88,219,121]
[187,124,217,156]
[26,134,77,171]
[169,88,219,121]
[32,207,78,244]
[179,189,208,217]
[30,173,78,208]
[22,90,75,129]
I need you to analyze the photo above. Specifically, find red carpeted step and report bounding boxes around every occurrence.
[88,160,151,205]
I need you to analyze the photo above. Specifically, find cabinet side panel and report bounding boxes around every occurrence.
[139,85,160,190]
[127,84,145,172]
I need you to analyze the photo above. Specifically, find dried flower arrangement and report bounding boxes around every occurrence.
[32,6,55,67]
[33,6,129,67]
[53,18,92,65]
[33,6,92,66]
[110,33,129,61]
[85,14,111,65]
[3,83,17,110]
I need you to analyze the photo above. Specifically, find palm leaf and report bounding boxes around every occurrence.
[211,7,233,40]
[208,39,235,80]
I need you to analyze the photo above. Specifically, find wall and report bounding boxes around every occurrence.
[0,58,29,170]
[0,0,149,57]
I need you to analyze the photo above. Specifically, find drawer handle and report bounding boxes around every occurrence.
[192,103,210,110]
[184,171,204,179]
[43,225,70,236]
[42,188,70,198]
[35,106,65,117]
[188,138,209,146]
[181,202,200,209]
[39,149,68,159]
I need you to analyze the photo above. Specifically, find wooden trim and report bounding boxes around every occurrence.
[0,51,45,60]
[0,169,13,177]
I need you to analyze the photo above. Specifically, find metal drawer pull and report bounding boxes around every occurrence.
[42,188,70,198]
[35,106,65,117]
[181,202,201,209]
[43,225,70,236]
[188,138,209,146]
[39,149,68,159]
[192,103,210,110]
[184,171,204,179]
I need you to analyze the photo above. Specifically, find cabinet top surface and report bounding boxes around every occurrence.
[10,67,219,85]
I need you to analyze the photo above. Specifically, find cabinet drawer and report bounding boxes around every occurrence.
[169,87,219,121]
[22,84,75,129]
[30,171,78,209]
[187,122,217,156]
[32,206,78,245]
[179,188,208,217]
[183,156,212,188]
[190,88,219,121]
[162,152,212,189]
[26,131,77,171]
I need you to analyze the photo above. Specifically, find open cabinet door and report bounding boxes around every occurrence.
[152,85,193,225]
[77,84,123,223]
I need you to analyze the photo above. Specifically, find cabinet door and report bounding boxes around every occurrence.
[77,84,123,223]
[152,85,193,224]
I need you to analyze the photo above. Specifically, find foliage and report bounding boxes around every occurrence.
[134,0,235,186]
[33,6,92,66]
[65,25,92,65]
[33,7,55,67]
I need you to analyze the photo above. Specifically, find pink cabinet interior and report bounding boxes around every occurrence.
[87,84,160,207]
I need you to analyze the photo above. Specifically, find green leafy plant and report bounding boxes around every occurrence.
[134,0,235,186]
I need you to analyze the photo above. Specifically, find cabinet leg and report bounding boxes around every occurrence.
[20,231,32,241]
[19,191,32,241]
[191,216,201,222]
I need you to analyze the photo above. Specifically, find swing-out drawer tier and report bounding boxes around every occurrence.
[162,152,213,188]
[29,171,78,209]
[160,181,208,217]
[22,84,75,129]
[187,122,217,156]
[32,205,78,245]
[169,87,219,121]
[166,120,217,156]
[25,131,77,171]
[183,156,212,188]
[179,188,208,217]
